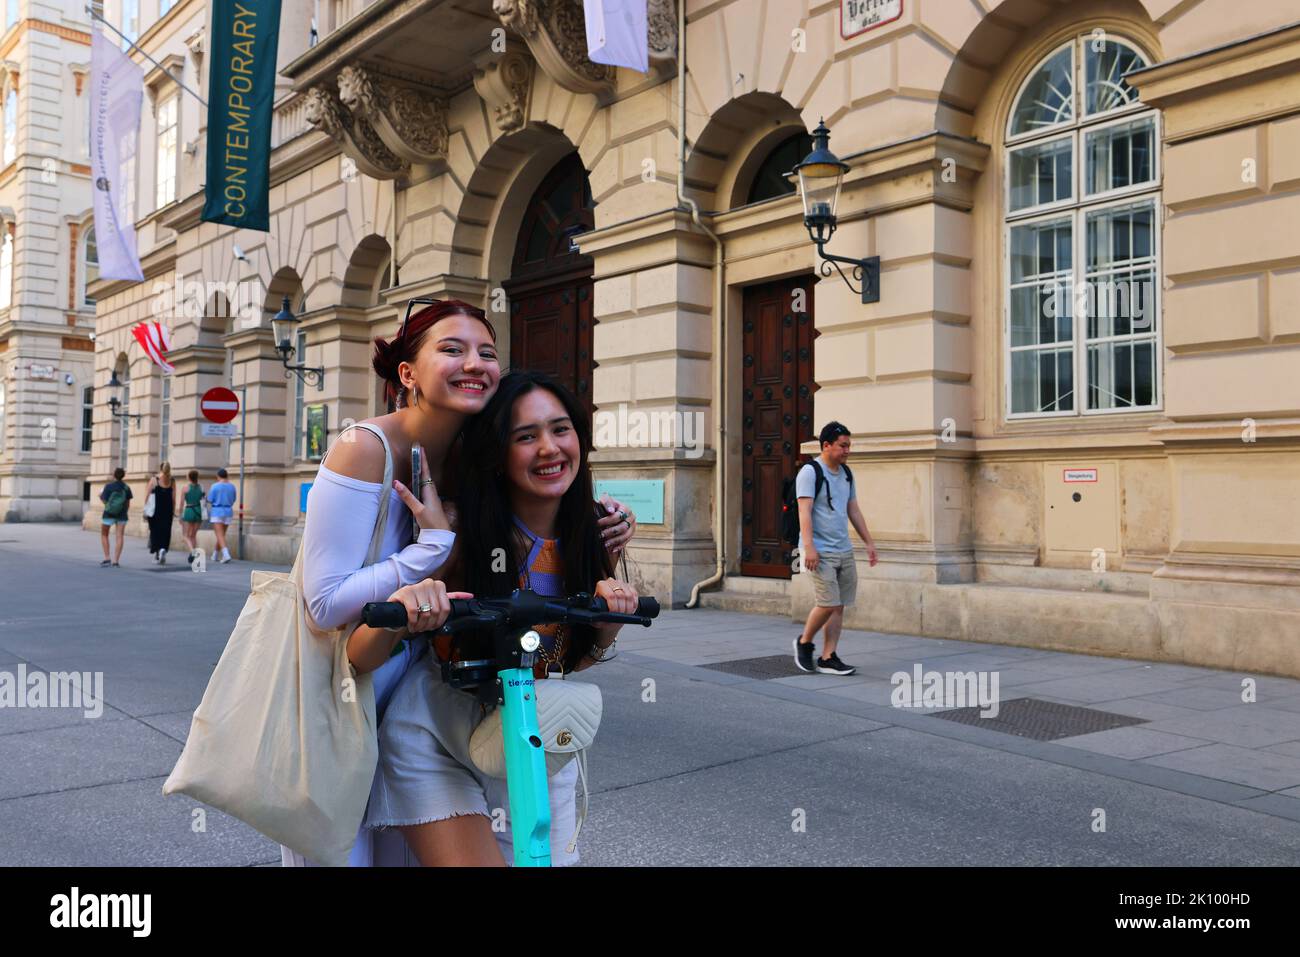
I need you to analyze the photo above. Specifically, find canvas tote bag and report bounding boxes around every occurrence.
[163,423,395,866]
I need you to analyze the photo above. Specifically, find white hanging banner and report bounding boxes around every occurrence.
[583,0,648,73]
[90,26,145,282]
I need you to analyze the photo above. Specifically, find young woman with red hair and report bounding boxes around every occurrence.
[288,299,636,866]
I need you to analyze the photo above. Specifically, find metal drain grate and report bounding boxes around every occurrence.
[929,697,1147,741]
[699,654,802,680]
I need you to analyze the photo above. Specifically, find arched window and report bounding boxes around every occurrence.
[747,131,813,205]
[3,85,16,166]
[82,225,98,305]
[1004,34,1160,417]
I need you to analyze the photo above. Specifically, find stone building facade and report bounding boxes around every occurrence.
[88,0,1300,676]
[0,3,98,521]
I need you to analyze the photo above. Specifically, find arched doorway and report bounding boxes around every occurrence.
[736,129,817,579]
[503,152,596,417]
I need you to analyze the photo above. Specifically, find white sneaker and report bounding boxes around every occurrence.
[158,548,167,565]
[220,548,232,564]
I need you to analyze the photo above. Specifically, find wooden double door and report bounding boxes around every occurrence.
[740,276,817,578]
[505,152,595,416]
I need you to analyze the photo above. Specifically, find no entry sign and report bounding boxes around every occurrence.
[201,387,240,424]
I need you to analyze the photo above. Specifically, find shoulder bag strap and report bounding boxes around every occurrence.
[343,423,395,568]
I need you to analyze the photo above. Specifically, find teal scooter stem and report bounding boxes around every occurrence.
[360,590,659,868]
[498,663,551,866]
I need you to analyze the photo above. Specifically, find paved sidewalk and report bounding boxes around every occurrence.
[627,607,1300,819]
[3,521,1300,865]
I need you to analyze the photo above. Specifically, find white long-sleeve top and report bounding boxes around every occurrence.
[301,464,456,630]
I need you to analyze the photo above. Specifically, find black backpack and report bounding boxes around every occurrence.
[780,460,854,545]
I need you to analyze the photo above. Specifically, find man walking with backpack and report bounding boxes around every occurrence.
[100,467,133,567]
[794,422,878,675]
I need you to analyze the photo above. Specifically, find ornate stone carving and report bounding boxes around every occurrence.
[336,65,449,165]
[647,0,678,63]
[492,0,613,97]
[473,45,536,134]
[304,85,409,180]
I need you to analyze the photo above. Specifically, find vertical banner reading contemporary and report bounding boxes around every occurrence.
[201,0,283,231]
[89,26,145,282]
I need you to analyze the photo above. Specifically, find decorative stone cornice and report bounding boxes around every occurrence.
[492,0,613,96]
[336,65,448,165]
[304,85,409,180]
[647,0,678,63]
[472,44,535,134]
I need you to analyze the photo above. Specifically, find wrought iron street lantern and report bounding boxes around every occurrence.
[794,119,880,303]
[106,371,141,427]
[272,295,324,388]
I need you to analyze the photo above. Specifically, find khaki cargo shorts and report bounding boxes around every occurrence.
[809,551,857,607]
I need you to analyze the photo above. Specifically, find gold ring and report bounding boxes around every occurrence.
[420,479,435,488]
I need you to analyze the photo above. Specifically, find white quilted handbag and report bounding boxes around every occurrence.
[469,678,602,854]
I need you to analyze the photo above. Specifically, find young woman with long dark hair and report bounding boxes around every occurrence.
[366,371,640,866]
[292,302,637,866]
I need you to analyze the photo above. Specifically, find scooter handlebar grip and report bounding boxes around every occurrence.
[361,601,409,629]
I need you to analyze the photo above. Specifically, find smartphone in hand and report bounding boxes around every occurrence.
[410,444,423,543]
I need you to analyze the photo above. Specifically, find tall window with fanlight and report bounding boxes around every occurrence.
[1004,33,1161,418]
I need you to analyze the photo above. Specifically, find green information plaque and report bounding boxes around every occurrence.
[594,479,665,525]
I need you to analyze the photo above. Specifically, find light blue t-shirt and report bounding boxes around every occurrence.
[795,459,856,554]
[208,481,237,509]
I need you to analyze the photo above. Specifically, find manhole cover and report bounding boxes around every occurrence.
[699,654,800,679]
[929,697,1146,741]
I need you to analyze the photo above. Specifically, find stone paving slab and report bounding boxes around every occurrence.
[0,776,278,866]
[1141,743,1300,792]
[1056,726,1213,760]
[0,719,182,800]
[1006,671,1187,704]
[1141,706,1300,749]
[1135,685,1259,712]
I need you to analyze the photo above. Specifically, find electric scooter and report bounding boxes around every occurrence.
[362,588,659,866]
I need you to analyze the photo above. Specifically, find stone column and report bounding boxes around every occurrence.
[580,210,717,606]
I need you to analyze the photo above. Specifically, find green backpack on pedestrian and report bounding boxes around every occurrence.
[104,486,129,518]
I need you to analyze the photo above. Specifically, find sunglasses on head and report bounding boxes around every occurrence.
[397,297,443,349]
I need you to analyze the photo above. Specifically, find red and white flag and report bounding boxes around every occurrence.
[132,320,175,374]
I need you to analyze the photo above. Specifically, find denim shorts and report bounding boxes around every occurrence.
[101,516,127,526]
[365,647,580,866]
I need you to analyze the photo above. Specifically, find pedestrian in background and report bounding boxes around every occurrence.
[180,469,205,564]
[145,462,176,565]
[207,468,237,564]
[793,421,878,676]
[99,467,133,567]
